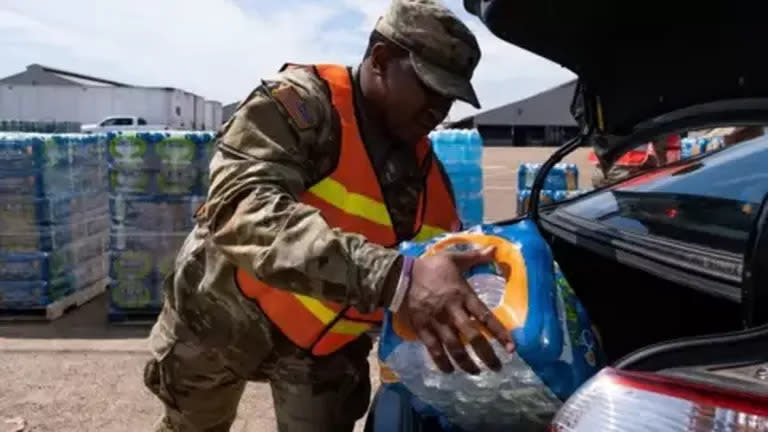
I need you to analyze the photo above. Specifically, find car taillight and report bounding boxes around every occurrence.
[551,368,768,431]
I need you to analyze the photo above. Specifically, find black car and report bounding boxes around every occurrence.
[366,0,768,430]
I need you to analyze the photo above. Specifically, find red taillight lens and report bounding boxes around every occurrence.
[551,368,768,431]
[665,208,679,219]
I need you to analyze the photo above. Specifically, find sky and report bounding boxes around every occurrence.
[0,0,575,120]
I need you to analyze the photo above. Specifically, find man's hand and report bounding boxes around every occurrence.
[397,247,516,374]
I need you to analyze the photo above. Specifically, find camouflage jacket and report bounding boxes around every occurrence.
[158,64,454,363]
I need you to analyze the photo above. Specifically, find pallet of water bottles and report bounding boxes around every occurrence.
[0,132,109,319]
[106,130,215,323]
[516,162,588,215]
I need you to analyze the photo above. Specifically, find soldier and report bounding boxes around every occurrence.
[143,1,514,431]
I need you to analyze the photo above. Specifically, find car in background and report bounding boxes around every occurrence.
[80,115,168,133]
[365,0,768,430]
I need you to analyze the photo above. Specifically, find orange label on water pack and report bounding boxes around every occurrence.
[393,234,529,342]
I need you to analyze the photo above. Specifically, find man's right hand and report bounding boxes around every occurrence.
[396,247,516,375]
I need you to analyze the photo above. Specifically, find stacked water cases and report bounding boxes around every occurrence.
[107,131,213,322]
[681,136,725,159]
[428,129,484,227]
[516,163,583,216]
[0,133,109,317]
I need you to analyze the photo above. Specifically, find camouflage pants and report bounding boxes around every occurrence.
[143,306,373,432]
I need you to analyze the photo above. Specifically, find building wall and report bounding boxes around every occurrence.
[0,85,174,126]
[204,100,223,130]
[477,124,580,147]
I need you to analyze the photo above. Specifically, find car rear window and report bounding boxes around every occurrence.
[562,134,768,255]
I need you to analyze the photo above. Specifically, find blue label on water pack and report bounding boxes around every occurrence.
[106,131,215,170]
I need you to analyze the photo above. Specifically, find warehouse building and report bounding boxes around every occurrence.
[0,64,223,130]
[448,80,580,147]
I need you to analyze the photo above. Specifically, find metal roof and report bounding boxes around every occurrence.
[0,64,132,87]
[455,79,578,127]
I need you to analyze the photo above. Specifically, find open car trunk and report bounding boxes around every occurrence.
[547,234,744,364]
[461,0,768,365]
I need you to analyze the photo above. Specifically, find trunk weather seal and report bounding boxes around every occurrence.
[614,322,768,372]
[545,211,743,283]
[529,132,589,226]
[540,215,742,302]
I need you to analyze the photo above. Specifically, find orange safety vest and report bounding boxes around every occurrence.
[236,63,460,356]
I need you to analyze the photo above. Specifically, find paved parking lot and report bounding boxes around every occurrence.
[0,147,593,432]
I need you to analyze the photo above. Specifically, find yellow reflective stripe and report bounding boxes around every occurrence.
[294,294,337,324]
[294,294,372,335]
[413,224,447,242]
[308,177,392,227]
[329,319,372,335]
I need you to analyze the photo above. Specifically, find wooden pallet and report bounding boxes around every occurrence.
[107,308,160,326]
[0,278,108,321]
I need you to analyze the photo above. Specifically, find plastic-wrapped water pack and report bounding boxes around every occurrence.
[378,220,604,431]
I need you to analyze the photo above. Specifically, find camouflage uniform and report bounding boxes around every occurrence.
[143,1,481,431]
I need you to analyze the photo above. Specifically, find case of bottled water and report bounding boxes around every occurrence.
[517,163,579,192]
[107,130,214,321]
[0,133,109,309]
[680,136,725,160]
[515,162,584,216]
[378,221,604,431]
[429,129,484,227]
[516,189,588,215]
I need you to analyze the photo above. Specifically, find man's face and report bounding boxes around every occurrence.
[381,56,454,144]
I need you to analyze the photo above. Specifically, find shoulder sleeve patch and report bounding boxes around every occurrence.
[270,83,316,130]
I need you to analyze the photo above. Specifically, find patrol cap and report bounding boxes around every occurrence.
[375,0,482,108]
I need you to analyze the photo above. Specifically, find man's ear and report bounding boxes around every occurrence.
[369,42,390,77]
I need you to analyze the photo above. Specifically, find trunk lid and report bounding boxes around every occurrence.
[464,0,768,162]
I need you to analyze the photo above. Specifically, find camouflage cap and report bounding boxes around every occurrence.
[375,0,482,108]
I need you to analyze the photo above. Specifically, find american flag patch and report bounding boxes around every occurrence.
[271,84,315,130]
